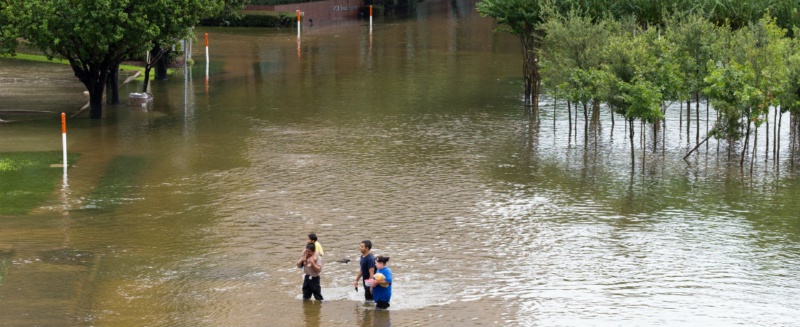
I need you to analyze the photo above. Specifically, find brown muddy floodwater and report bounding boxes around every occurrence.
[1,0,800,326]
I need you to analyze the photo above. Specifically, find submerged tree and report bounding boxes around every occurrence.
[1,0,232,119]
[778,29,800,141]
[540,11,618,141]
[664,14,721,144]
[603,27,665,169]
[477,0,548,118]
[705,15,790,171]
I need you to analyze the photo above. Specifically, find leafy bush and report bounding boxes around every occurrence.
[200,12,294,27]
[247,0,317,5]
[359,5,385,17]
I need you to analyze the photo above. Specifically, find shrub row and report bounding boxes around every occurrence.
[247,0,316,5]
[200,12,295,27]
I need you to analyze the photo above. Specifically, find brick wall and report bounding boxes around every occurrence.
[246,0,366,22]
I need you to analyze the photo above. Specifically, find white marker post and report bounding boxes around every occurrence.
[370,5,373,30]
[205,33,209,92]
[297,10,301,38]
[61,113,68,178]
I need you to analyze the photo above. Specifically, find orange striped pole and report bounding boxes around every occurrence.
[297,10,301,38]
[61,113,67,173]
[204,33,209,91]
[369,5,373,28]
[204,33,209,64]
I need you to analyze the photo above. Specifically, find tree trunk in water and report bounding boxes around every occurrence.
[583,102,588,145]
[695,93,700,144]
[653,119,658,153]
[684,135,712,160]
[706,99,710,151]
[641,121,645,171]
[567,101,572,143]
[518,32,539,120]
[662,105,667,156]
[72,61,109,119]
[773,106,778,161]
[679,101,683,134]
[591,99,600,125]
[791,114,796,169]
[766,111,770,162]
[553,97,557,131]
[143,66,152,93]
[155,48,170,81]
[686,99,691,143]
[523,59,531,109]
[611,107,615,136]
[530,58,540,121]
[88,75,107,119]
[629,118,635,172]
[777,108,782,165]
[106,62,120,105]
[144,44,170,92]
[751,125,757,176]
[741,115,751,169]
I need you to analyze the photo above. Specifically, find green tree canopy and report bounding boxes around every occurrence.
[1,0,234,119]
[477,0,549,114]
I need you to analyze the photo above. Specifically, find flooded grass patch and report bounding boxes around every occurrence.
[0,247,11,288]
[0,151,78,215]
[80,155,147,211]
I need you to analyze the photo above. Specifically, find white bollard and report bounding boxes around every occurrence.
[297,10,301,38]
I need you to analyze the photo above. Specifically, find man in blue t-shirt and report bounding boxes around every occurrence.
[353,240,375,301]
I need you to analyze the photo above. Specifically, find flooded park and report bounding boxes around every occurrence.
[1,0,800,325]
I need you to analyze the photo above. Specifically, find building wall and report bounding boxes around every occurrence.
[246,0,365,22]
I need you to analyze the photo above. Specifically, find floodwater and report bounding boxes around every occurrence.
[2,0,800,325]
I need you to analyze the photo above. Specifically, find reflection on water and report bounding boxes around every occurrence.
[1,0,800,326]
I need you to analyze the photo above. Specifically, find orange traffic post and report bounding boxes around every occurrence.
[297,10,301,38]
[369,5,373,29]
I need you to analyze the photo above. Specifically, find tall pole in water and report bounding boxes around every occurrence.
[370,5,373,30]
[61,113,68,181]
[205,33,209,92]
[297,10,301,38]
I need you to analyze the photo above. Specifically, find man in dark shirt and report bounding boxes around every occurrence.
[352,240,375,301]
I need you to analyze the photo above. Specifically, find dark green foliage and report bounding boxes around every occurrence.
[201,12,295,27]
[248,0,317,4]
[528,0,800,32]
[393,0,418,15]
[363,0,417,15]
[1,0,234,119]
[359,5,385,17]
[0,152,79,215]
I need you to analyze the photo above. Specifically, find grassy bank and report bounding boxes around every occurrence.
[1,53,145,72]
[0,53,177,80]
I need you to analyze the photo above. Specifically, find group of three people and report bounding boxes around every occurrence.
[297,234,393,309]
